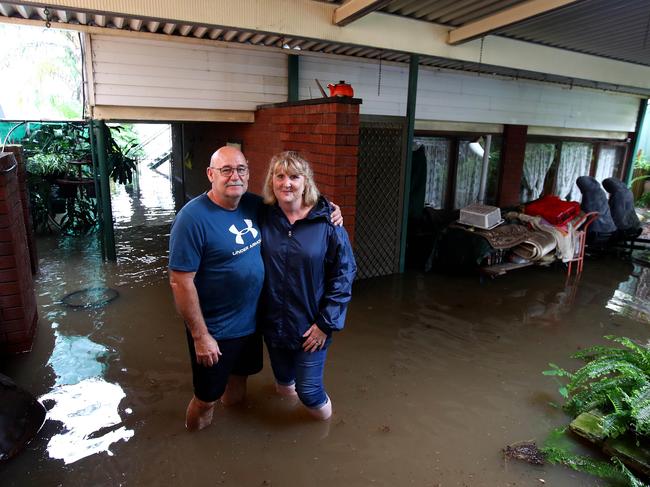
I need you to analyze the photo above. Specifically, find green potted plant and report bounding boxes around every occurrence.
[21,123,95,233]
[21,122,140,235]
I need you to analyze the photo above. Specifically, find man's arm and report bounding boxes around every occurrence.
[169,269,221,367]
[330,201,343,226]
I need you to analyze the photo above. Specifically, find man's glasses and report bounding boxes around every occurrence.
[210,165,249,177]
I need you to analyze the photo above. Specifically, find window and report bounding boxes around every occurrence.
[454,139,500,208]
[414,135,501,210]
[594,145,625,184]
[553,142,593,201]
[414,137,450,209]
[520,143,556,203]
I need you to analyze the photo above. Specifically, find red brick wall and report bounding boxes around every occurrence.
[5,145,38,274]
[0,152,38,354]
[185,99,360,242]
[497,125,528,207]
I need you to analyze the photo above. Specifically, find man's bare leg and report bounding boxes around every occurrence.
[185,395,215,431]
[220,375,248,406]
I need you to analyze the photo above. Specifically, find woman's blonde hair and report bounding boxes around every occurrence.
[262,151,320,206]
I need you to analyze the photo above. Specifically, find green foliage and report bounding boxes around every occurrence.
[551,336,650,430]
[632,150,650,204]
[22,122,91,176]
[635,151,650,173]
[20,122,142,234]
[542,336,650,486]
[637,192,650,209]
[105,125,139,185]
[19,123,94,233]
[0,24,83,119]
[613,458,650,487]
[542,445,628,483]
[59,191,98,235]
[542,427,647,486]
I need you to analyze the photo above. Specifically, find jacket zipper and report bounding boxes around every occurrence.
[281,219,292,340]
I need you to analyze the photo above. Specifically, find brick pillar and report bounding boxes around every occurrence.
[257,98,360,243]
[0,152,38,354]
[497,125,528,207]
[5,145,38,274]
[185,98,361,242]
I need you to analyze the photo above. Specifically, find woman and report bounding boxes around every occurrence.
[259,151,356,420]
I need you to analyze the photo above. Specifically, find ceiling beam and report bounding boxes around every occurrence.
[333,0,392,26]
[448,0,580,45]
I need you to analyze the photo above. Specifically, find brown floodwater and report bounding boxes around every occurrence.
[2,165,650,486]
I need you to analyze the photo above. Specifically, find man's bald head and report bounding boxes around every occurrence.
[210,146,246,168]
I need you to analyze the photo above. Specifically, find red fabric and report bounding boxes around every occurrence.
[524,195,581,226]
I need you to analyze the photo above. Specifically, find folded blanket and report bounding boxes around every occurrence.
[511,230,557,261]
[471,223,530,249]
[506,211,580,262]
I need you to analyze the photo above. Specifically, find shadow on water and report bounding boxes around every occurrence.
[2,161,650,485]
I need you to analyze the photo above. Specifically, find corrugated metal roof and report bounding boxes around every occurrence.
[381,0,529,26]
[1,0,649,96]
[323,0,650,67]
[496,0,650,67]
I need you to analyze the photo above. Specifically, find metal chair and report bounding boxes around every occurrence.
[566,211,600,278]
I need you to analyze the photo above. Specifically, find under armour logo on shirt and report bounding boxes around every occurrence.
[229,219,259,245]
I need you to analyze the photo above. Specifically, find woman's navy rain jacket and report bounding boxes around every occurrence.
[259,197,357,350]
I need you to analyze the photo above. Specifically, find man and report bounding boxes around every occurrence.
[169,146,341,431]
[169,146,263,431]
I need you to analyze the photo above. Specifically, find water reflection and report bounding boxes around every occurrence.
[40,378,133,464]
[607,265,650,323]
[112,160,174,287]
[32,156,175,465]
[47,332,110,386]
[39,332,132,464]
[112,159,175,230]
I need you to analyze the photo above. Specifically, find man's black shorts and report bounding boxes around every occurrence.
[186,330,263,402]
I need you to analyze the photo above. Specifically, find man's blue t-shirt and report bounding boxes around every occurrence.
[168,192,264,340]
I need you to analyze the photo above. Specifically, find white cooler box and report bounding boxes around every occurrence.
[458,204,502,230]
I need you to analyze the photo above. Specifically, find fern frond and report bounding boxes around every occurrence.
[568,359,646,392]
[627,384,650,435]
[573,346,633,362]
[541,446,626,482]
[565,376,640,416]
[607,336,650,371]
[543,363,574,378]
[611,457,650,487]
[600,410,629,438]
[609,388,627,414]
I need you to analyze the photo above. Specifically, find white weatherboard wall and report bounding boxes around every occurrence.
[89,35,288,112]
[300,55,408,116]
[416,69,640,132]
[299,55,640,133]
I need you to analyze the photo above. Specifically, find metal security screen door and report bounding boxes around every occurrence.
[354,117,405,279]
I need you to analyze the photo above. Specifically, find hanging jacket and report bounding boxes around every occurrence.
[259,197,357,350]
